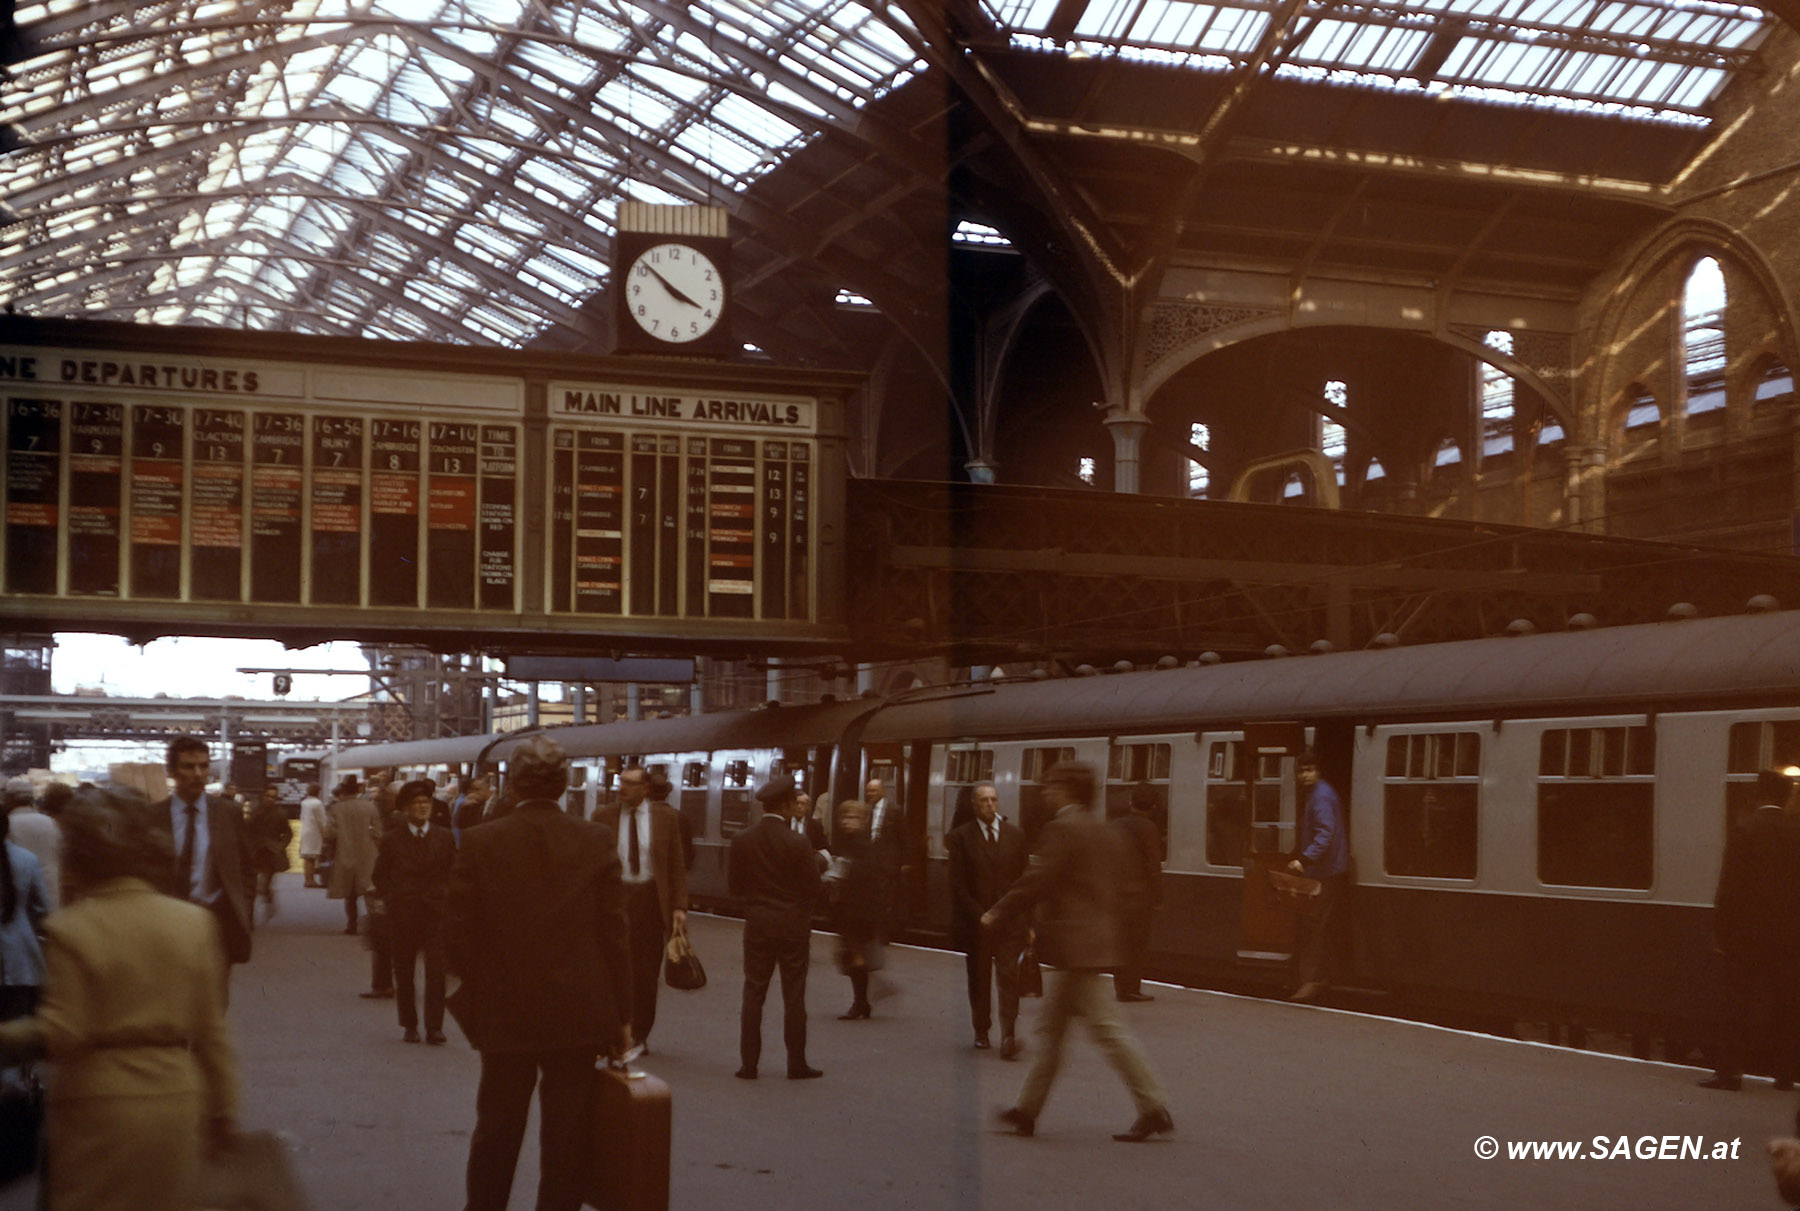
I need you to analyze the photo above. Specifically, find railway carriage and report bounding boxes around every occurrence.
[334,609,1800,1045]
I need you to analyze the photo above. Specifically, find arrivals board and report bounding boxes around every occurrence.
[0,324,850,649]
[546,381,818,623]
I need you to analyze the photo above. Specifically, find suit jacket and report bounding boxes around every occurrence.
[946,817,1027,951]
[592,799,689,935]
[987,803,1125,971]
[0,841,48,987]
[446,799,632,1054]
[1715,805,1800,955]
[324,796,382,900]
[150,794,254,965]
[1112,813,1164,911]
[728,812,820,938]
[373,821,456,923]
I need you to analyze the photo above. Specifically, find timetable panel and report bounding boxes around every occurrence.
[0,332,843,644]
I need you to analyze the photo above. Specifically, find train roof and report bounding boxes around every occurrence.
[332,733,509,770]
[861,609,1800,742]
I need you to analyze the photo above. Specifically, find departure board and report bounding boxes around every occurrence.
[546,381,818,622]
[0,345,523,613]
[0,328,847,647]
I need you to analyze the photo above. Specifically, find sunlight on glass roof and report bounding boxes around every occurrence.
[2,0,924,345]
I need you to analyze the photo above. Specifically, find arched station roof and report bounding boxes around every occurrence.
[0,0,1781,366]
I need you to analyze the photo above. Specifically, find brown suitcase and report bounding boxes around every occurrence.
[585,1063,671,1211]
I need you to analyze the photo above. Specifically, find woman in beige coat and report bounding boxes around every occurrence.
[0,786,240,1211]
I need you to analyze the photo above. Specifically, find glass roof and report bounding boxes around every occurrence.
[0,0,1775,346]
[1,0,924,345]
[994,0,1770,123]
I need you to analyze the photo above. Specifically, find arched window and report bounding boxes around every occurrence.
[1077,456,1097,486]
[1434,437,1462,468]
[1365,458,1387,482]
[1537,415,1565,451]
[1321,380,1347,486]
[1752,356,1795,418]
[1684,256,1726,423]
[1187,421,1211,498]
[1481,331,1515,463]
[1282,471,1305,500]
[1622,385,1660,437]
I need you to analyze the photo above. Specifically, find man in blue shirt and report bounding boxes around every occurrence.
[1287,751,1348,1002]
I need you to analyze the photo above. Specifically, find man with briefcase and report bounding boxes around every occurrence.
[446,736,638,1211]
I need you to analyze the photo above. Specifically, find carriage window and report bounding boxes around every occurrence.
[1106,743,1171,861]
[1018,746,1075,844]
[1383,733,1479,879]
[942,747,994,838]
[1206,740,1285,866]
[1724,720,1800,832]
[1537,726,1654,889]
[720,758,754,837]
[682,762,708,788]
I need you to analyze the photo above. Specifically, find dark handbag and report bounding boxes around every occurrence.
[663,925,705,991]
[1265,866,1324,917]
[0,1067,44,1186]
[1017,942,1043,998]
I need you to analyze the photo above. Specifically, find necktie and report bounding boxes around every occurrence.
[985,823,996,846]
[178,804,198,895]
[627,807,640,876]
[414,825,425,840]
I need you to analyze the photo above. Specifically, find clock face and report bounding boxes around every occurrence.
[624,242,725,344]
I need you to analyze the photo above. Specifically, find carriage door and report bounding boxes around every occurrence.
[1234,722,1306,962]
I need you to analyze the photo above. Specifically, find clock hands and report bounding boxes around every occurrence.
[643,263,703,310]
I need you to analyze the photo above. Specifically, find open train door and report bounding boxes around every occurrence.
[1237,722,1306,962]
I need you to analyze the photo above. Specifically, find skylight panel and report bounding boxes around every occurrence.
[1076,0,1141,39]
[985,0,1062,26]
[635,62,710,105]
[710,93,805,153]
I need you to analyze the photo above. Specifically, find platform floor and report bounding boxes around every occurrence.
[2,874,1792,1209]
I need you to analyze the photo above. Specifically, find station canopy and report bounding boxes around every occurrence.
[0,0,1776,350]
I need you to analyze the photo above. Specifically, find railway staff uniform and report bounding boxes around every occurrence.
[150,737,255,972]
[446,736,633,1211]
[592,765,688,1053]
[1700,767,1800,1091]
[947,783,1027,1054]
[374,780,457,1045]
[985,761,1172,1142]
[1287,753,1349,1003]
[729,773,822,1080]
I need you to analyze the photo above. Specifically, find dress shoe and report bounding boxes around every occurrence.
[1287,982,1325,1003]
[403,1029,421,1044]
[360,988,395,999]
[342,925,359,935]
[787,1066,824,1080]
[996,1106,1035,1137]
[1697,1073,1741,1091]
[426,1032,447,1046]
[1117,992,1155,1003]
[837,1004,871,1020]
[973,1034,991,1050]
[1113,1106,1175,1142]
[734,1067,758,1080]
[1000,1035,1019,1061]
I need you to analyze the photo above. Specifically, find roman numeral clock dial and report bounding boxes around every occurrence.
[626,242,725,345]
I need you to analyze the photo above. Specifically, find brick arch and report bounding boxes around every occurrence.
[1139,313,1575,431]
[1591,218,1799,437]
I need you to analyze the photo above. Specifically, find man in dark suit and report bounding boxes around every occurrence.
[947,781,1028,1056]
[152,735,254,971]
[374,779,457,1045]
[447,736,633,1211]
[1700,766,1800,1091]
[592,764,688,1055]
[729,772,822,1081]
[1111,783,1164,1003]
[983,761,1172,1142]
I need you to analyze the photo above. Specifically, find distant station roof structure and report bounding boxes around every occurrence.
[0,0,1781,360]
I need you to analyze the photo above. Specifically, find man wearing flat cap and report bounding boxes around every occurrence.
[728,771,822,1080]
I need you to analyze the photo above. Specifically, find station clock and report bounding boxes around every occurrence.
[614,231,733,356]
